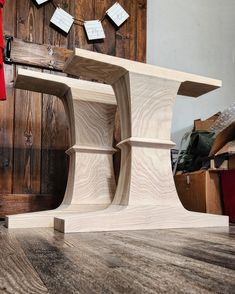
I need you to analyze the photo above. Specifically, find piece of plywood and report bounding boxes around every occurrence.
[6,69,117,228]
[52,49,228,233]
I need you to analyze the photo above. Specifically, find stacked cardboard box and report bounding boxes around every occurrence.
[193,112,221,131]
[209,121,235,170]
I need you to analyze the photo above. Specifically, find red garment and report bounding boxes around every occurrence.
[0,0,4,48]
[221,170,235,223]
[0,0,6,101]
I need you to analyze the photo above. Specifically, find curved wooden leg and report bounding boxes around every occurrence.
[6,70,117,228]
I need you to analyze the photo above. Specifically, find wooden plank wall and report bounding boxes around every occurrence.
[0,0,147,216]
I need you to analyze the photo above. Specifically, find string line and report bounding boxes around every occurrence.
[50,0,108,24]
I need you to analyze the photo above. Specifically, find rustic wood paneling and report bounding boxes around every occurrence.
[0,194,62,216]
[94,0,116,55]
[41,0,71,197]
[72,0,94,51]
[136,0,147,62]
[0,0,147,216]
[13,0,43,194]
[0,0,15,193]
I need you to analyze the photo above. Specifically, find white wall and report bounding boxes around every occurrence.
[147,0,235,146]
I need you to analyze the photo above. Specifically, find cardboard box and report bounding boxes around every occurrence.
[210,121,235,156]
[174,170,223,215]
[194,119,216,131]
[210,139,235,170]
[194,112,221,131]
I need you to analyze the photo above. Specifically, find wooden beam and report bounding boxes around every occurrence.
[9,38,72,71]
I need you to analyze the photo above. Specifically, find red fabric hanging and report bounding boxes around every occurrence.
[0,0,6,101]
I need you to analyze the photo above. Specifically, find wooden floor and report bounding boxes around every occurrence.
[0,222,234,294]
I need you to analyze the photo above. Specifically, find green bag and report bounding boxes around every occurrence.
[177,131,215,172]
[187,131,215,156]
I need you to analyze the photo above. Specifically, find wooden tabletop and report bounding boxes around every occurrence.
[64,48,222,97]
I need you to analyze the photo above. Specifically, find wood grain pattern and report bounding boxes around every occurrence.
[11,38,72,71]
[115,0,131,60]
[13,85,42,194]
[0,194,62,216]
[13,0,43,194]
[0,0,15,194]
[6,69,117,228]
[94,0,116,56]
[129,0,138,61]
[114,0,135,180]
[0,226,48,293]
[136,0,147,62]
[72,0,94,51]
[54,49,228,233]
[42,0,71,198]
[41,83,69,197]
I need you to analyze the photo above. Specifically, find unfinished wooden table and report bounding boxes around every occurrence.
[53,49,228,233]
[6,69,117,228]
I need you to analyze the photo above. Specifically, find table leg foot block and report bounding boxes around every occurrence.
[6,204,109,229]
[54,205,228,233]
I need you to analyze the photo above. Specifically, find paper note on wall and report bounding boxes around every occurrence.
[84,20,105,40]
[50,8,74,34]
[35,0,49,5]
[106,2,129,27]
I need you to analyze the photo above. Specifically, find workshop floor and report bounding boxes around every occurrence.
[0,223,234,293]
